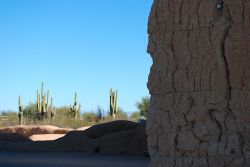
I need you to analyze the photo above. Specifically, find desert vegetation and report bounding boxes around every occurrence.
[0,104,129,129]
[0,82,149,129]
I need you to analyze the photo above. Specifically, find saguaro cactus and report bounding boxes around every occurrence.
[110,89,118,119]
[37,90,41,113]
[48,97,55,119]
[70,92,80,119]
[36,81,54,119]
[46,90,54,118]
[18,96,23,125]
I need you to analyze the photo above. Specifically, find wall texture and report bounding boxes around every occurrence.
[146,0,250,166]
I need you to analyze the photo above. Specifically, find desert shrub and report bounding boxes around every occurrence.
[0,104,132,129]
[21,105,88,128]
[136,96,150,118]
[82,112,97,123]
[115,107,128,119]
[54,106,71,118]
[130,111,141,121]
[96,106,104,121]
[103,107,128,121]
[0,111,18,127]
[23,103,39,123]
[52,106,80,128]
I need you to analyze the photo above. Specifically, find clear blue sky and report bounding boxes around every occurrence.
[0,0,153,113]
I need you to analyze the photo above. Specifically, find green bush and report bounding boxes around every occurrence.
[136,96,150,118]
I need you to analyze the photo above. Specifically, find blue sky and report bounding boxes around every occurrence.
[0,0,153,113]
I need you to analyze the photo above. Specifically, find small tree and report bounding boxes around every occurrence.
[136,96,150,118]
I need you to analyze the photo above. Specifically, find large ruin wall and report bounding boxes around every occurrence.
[146,0,250,166]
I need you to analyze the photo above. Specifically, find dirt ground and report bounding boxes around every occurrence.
[0,152,150,167]
[29,134,65,141]
[0,121,149,166]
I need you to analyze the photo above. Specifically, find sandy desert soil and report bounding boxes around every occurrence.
[27,126,91,141]
[0,125,72,138]
[77,126,91,131]
[29,134,65,141]
[0,152,150,167]
[0,125,91,141]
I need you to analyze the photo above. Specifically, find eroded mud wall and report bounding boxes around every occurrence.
[146,0,250,166]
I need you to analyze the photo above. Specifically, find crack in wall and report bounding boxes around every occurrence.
[215,13,247,165]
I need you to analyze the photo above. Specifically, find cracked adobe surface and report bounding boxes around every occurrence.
[146,0,250,166]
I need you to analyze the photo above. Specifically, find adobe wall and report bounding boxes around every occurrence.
[146,0,250,166]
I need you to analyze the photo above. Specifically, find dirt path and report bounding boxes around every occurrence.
[0,152,150,167]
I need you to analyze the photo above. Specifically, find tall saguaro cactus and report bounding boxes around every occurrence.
[70,92,81,119]
[36,81,54,119]
[37,90,41,113]
[18,96,23,125]
[110,89,118,119]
